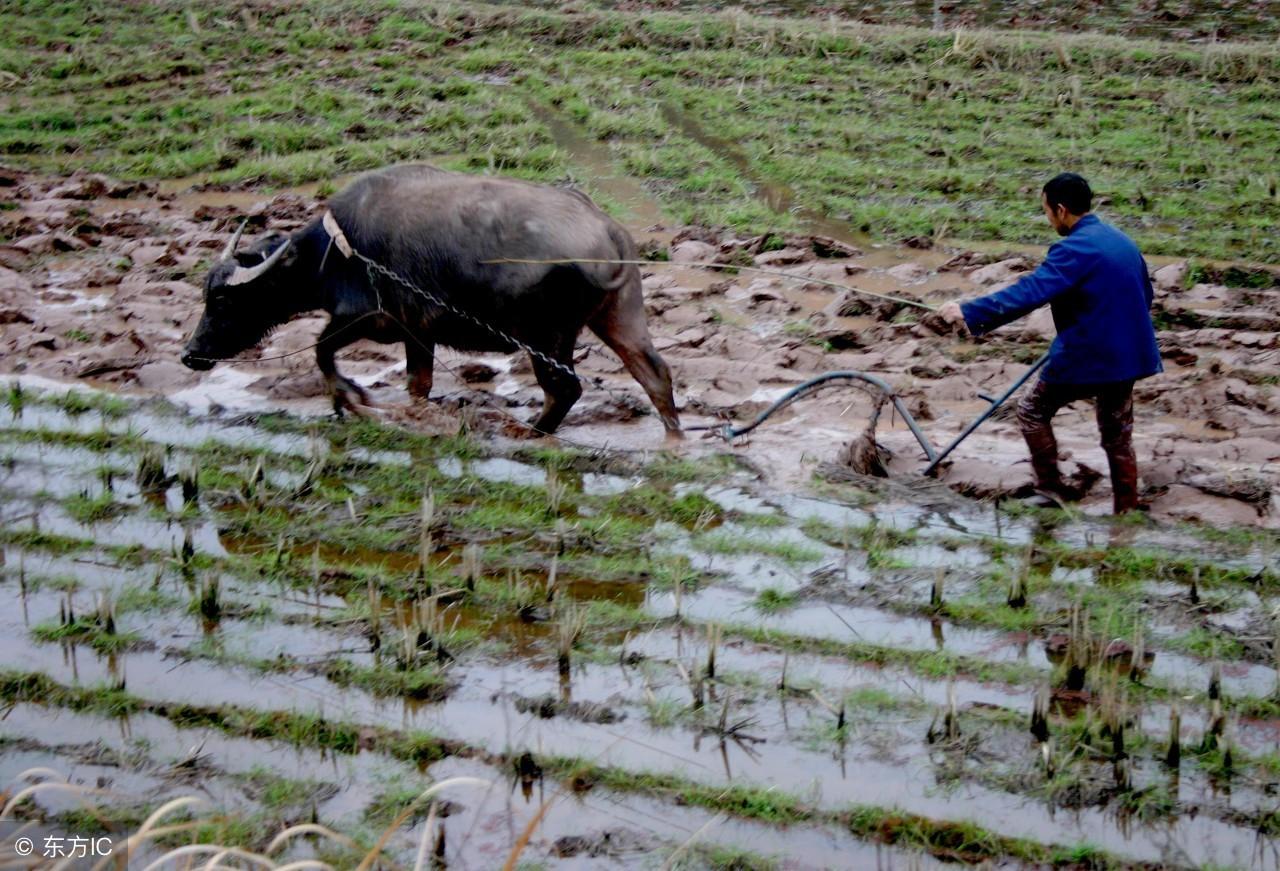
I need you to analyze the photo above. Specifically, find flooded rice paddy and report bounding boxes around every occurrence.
[0,381,1277,868]
[1,0,1278,863]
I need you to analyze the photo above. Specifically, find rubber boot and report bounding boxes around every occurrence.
[1095,382,1140,514]
[1106,443,1141,514]
[1022,421,1068,501]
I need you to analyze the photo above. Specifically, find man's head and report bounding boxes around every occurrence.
[1041,172,1092,236]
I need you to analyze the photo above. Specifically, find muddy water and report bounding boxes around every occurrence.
[650,583,1048,663]
[1149,649,1279,698]
[4,571,1277,866]
[0,586,1013,865]
[6,496,227,557]
[634,623,1280,758]
[413,658,1278,868]
[420,755,948,870]
[0,705,378,812]
[5,386,1269,693]
[0,702,393,860]
[0,701,945,869]
[768,492,873,527]
[6,512,1269,865]
[0,391,312,458]
[0,442,142,503]
[0,628,407,730]
[3,383,1280,866]
[626,624,1032,708]
[527,103,668,233]
[438,455,549,488]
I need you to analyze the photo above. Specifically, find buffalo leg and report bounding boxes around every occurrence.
[317,317,372,417]
[405,335,435,400]
[588,273,681,438]
[528,335,582,435]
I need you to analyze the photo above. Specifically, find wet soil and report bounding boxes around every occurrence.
[0,164,1275,528]
[1,151,1279,868]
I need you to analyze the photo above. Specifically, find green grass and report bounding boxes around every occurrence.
[1044,540,1278,590]
[694,530,823,563]
[237,766,329,813]
[843,686,902,712]
[800,518,915,551]
[754,585,797,613]
[1164,626,1247,661]
[363,780,433,825]
[4,572,79,594]
[114,583,183,613]
[550,757,1140,868]
[606,487,723,526]
[3,1,1276,262]
[31,615,140,654]
[555,0,1280,43]
[62,491,122,525]
[51,389,130,418]
[643,696,685,728]
[939,596,1045,634]
[321,658,452,701]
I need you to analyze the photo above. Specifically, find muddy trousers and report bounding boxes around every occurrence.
[1015,378,1140,514]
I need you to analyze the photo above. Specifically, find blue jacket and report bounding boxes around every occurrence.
[960,214,1162,385]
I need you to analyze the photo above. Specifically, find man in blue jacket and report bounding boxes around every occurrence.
[939,173,1162,513]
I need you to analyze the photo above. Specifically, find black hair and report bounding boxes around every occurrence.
[1042,172,1092,215]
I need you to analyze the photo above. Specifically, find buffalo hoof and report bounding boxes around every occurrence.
[331,377,375,418]
[407,376,433,402]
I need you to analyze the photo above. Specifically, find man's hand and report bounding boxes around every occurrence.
[920,300,969,337]
[939,301,966,326]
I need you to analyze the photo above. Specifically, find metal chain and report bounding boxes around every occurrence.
[355,252,611,392]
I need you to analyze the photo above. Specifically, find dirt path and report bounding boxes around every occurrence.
[1,167,1276,528]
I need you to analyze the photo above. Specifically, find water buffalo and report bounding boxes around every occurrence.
[181,164,681,438]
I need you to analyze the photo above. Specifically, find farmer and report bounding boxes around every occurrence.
[939,172,1162,513]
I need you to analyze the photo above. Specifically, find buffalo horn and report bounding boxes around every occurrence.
[219,218,249,262]
[225,238,291,287]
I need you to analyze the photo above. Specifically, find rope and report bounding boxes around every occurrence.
[189,251,943,371]
[182,230,970,451]
[184,228,661,447]
[185,253,632,402]
[183,312,385,365]
[481,257,937,312]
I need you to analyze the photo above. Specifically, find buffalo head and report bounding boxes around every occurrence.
[181,222,302,370]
